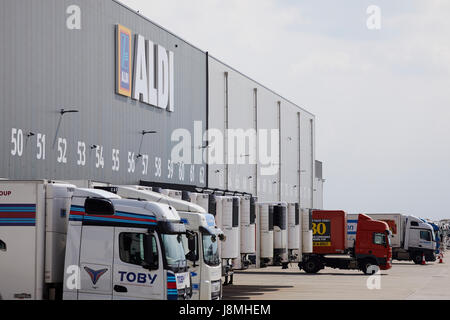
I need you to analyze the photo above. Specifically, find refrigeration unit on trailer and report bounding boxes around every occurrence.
[272,203,289,267]
[0,180,192,300]
[366,213,436,263]
[221,196,240,284]
[301,208,313,255]
[299,210,392,274]
[288,203,301,262]
[184,192,234,285]
[192,193,210,213]
[105,186,224,300]
[257,203,274,267]
[239,195,257,269]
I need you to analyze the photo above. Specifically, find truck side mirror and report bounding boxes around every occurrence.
[187,236,198,263]
[85,198,115,216]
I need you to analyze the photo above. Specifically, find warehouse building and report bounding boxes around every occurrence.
[0,0,322,208]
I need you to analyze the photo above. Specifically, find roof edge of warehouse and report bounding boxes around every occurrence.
[112,0,206,54]
[209,54,315,118]
[113,0,315,118]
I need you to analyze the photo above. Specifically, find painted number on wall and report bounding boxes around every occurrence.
[112,149,120,172]
[11,128,24,157]
[57,138,68,164]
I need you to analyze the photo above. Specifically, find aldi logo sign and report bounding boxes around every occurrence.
[117,25,132,97]
[116,24,175,112]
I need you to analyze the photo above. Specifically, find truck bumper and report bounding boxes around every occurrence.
[377,257,392,270]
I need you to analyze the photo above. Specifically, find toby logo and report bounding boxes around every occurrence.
[0,191,12,197]
[116,24,175,112]
[84,267,108,286]
[118,271,157,285]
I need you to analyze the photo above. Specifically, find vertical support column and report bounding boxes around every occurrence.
[297,112,301,205]
[278,101,282,202]
[205,52,209,188]
[253,88,258,197]
[310,119,314,209]
[224,72,229,191]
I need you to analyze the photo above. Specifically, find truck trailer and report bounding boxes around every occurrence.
[299,210,392,274]
[0,180,192,300]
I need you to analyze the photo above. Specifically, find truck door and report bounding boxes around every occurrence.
[78,225,114,300]
[113,227,164,300]
[408,221,420,249]
[419,230,433,250]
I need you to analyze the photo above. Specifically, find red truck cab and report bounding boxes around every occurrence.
[354,214,392,271]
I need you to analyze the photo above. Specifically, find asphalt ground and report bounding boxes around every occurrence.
[222,255,449,300]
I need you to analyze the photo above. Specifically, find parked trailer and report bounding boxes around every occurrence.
[105,186,224,300]
[299,211,392,274]
[365,214,436,263]
[0,180,192,300]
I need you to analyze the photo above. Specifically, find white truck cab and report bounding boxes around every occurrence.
[100,185,224,300]
[366,213,436,263]
[63,188,191,300]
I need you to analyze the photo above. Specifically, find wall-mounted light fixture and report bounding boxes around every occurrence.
[60,108,79,115]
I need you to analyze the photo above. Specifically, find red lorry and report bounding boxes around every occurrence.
[299,210,392,274]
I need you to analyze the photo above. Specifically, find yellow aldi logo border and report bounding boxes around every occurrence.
[116,24,132,97]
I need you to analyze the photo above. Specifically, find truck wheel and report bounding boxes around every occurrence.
[361,260,378,275]
[303,258,321,274]
[412,253,422,265]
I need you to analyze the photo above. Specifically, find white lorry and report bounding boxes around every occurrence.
[361,213,436,264]
[100,185,224,300]
[0,180,192,300]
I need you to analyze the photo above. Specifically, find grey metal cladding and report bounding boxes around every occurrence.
[0,0,207,186]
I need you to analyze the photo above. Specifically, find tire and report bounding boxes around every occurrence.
[361,259,378,275]
[303,258,321,274]
[412,253,422,265]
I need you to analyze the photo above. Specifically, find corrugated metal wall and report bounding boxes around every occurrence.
[0,0,207,186]
[0,0,319,208]
[208,56,316,207]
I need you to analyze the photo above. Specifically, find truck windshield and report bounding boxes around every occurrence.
[161,234,187,272]
[202,233,220,266]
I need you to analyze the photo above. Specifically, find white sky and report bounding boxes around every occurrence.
[120,0,450,220]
